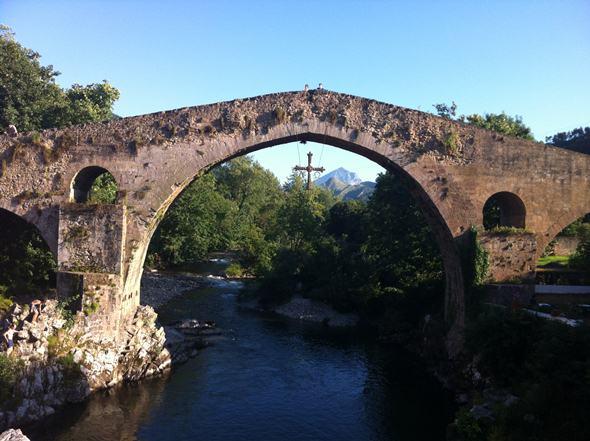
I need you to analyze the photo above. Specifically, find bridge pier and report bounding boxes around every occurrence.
[56,203,131,341]
[479,232,538,283]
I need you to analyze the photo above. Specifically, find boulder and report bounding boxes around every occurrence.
[0,429,30,441]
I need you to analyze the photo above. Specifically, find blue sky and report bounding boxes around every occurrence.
[2,0,589,182]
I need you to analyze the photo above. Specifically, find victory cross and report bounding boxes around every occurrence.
[293,151,325,190]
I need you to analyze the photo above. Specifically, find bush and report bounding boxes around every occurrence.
[487,226,532,235]
[0,290,13,317]
[225,262,245,278]
[465,308,590,440]
[0,354,23,405]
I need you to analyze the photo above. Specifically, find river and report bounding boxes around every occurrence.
[27,260,454,441]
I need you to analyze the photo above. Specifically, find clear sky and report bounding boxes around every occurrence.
[2,0,589,182]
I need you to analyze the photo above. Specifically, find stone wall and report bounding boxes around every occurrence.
[551,236,580,256]
[479,232,537,282]
[57,203,125,274]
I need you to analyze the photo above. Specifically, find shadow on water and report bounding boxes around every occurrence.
[27,263,454,441]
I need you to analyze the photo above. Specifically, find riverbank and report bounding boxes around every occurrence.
[0,301,170,430]
[245,296,360,327]
[141,271,206,309]
[0,271,218,432]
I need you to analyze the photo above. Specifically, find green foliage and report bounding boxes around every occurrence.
[546,126,590,155]
[433,101,534,140]
[0,354,23,405]
[259,171,444,315]
[461,227,489,290]
[570,224,590,271]
[0,291,13,316]
[433,101,457,119]
[148,156,283,272]
[88,172,118,204]
[443,130,460,155]
[559,215,590,237]
[483,197,501,230]
[46,334,61,358]
[453,408,484,441]
[465,309,590,441]
[537,255,570,268]
[56,293,81,328]
[364,173,443,290]
[0,209,56,297]
[487,226,531,235]
[82,300,100,316]
[464,113,533,140]
[0,26,119,131]
[225,262,245,278]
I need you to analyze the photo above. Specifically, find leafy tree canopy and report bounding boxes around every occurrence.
[0,25,119,132]
[432,102,534,140]
[546,126,590,155]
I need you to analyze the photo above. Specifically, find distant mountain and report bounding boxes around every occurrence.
[338,181,376,201]
[315,167,362,187]
[315,168,375,201]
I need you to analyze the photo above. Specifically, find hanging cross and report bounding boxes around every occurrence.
[294,151,325,190]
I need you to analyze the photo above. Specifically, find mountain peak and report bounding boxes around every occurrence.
[315,168,362,186]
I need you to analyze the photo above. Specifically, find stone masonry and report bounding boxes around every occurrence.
[1,90,590,353]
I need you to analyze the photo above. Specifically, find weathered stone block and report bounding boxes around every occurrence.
[57,271,123,339]
[551,236,579,256]
[58,203,126,274]
[480,232,537,282]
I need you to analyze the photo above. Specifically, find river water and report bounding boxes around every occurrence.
[28,262,453,441]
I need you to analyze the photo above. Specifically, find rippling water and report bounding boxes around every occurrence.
[28,269,453,441]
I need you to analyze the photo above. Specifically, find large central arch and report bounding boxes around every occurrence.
[127,123,466,353]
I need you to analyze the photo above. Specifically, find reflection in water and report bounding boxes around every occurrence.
[29,271,453,441]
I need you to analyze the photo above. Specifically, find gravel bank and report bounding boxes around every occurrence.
[272,296,359,327]
[140,272,206,309]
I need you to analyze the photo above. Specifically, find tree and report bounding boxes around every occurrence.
[546,127,590,155]
[0,26,119,132]
[0,28,120,296]
[364,172,443,290]
[0,210,55,297]
[433,101,534,140]
[147,173,235,267]
[147,156,285,273]
[88,173,118,204]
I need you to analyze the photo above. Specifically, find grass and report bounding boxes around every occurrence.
[537,255,570,268]
[487,226,533,235]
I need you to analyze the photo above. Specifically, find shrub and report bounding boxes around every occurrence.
[444,130,460,156]
[465,308,590,440]
[273,106,286,124]
[0,290,13,316]
[0,354,23,405]
[225,262,245,278]
[487,226,532,235]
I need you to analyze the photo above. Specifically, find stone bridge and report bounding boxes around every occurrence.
[1,90,589,354]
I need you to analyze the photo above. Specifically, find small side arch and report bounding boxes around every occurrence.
[70,166,118,203]
[483,191,526,229]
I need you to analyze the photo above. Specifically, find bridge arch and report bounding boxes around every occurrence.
[0,207,57,297]
[71,166,118,203]
[483,191,526,230]
[125,122,466,351]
